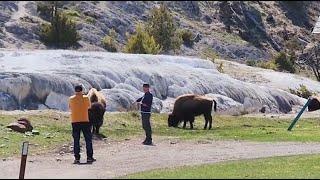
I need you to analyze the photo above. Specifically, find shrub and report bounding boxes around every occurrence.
[124,24,161,54]
[217,62,224,73]
[85,17,96,24]
[246,60,257,66]
[257,60,278,70]
[289,84,314,99]
[274,52,296,73]
[39,12,80,48]
[177,29,194,47]
[62,10,81,21]
[102,29,118,52]
[146,4,177,52]
[201,48,219,62]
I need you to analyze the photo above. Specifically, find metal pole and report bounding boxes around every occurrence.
[288,98,311,131]
[19,141,29,179]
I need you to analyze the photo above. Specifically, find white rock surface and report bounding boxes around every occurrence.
[0,49,311,113]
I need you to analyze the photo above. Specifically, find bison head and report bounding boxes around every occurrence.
[168,113,179,127]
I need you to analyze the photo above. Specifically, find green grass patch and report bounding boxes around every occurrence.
[1,112,320,158]
[62,9,81,21]
[124,154,320,179]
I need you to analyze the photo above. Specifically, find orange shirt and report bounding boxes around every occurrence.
[69,93,91,123]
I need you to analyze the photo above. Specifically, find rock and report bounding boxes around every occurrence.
[31,130,40,135]
[45,92,69,111]
[7,122,27,133]
[0,144,6,148]
[17,118,33,131]
[266,14,275,25]
[202,15,213,24]
[0,92,18,110]
[56,158,62,162]
[0,50,315,114]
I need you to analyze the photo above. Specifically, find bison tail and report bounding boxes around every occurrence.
[213,99,217,112]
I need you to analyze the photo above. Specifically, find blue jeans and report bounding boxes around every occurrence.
[72,122,93,160]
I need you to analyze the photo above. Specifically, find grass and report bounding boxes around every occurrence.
[1,111,320,158]
[124,154,320,179]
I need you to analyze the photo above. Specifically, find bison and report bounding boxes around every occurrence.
[87,88,106,135]
[168,94,217,130]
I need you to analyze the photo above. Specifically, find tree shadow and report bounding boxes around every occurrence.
[278,1,313,29]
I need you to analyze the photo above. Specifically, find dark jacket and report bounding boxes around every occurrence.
[136,91,153,113]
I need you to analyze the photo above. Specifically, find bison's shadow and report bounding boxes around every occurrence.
[92,133,107,141]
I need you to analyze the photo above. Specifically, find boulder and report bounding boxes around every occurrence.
[7,122,27,133]
[45,92,69,111]
[7,118,33,133]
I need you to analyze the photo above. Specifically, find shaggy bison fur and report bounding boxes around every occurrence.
[168,94,217,130]
[87,88,106,134]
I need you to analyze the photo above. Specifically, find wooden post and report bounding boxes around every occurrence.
[288,98,311,131]
[19,141,29,179]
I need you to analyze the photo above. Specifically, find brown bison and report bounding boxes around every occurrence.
[87,88,106,134]
[168,94,217,130]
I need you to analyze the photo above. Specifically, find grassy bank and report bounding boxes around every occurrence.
[124,154,320,179]
[1,111,320,158]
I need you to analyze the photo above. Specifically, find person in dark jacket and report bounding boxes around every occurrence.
[136,83,153,145]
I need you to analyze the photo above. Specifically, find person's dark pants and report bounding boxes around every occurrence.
[72,122,93,160]
[141,113,152,142]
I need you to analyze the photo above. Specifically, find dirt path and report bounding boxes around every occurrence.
[2,138,320,179]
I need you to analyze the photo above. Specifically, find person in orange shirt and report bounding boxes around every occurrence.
[69,85,95,164]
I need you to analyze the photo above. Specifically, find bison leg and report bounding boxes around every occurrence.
[96,126,100,135]
[204,116,208,130]
[183,121,187,129]
[190,121,194,129]
[204,114,213,130]
[189,116,195,129]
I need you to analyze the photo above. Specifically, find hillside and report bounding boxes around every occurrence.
[0,1,319,61]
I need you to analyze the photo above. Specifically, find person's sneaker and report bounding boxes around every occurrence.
[142,139,147,144]
[87,158,96,163]
[73,159,80,164]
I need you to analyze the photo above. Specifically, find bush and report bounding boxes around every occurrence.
[274,52,296,73]
[62,10,81,21]
[289,84,314,99]
[124,24,161,54]
[102,29,118,52]
[257,60,278,70]
[217,62,224,73]
[146,4,177,52]
[246,60,257,66]
[201,48,219,62]
[39,12,80,48]
[177,29,194,47]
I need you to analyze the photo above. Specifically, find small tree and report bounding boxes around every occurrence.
[40,12,80,48]
[274,52,296,73]
[289,84,314,99]
[124,24,161,54]
[146,4,177,52]
[39,1,80,48]
[177,29,194,47]
[298,44,320,81]
[102,29,118,52]
[37,1,63,22]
